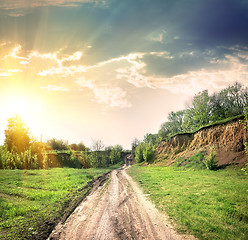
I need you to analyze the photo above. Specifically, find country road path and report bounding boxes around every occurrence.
[48,167,196,240]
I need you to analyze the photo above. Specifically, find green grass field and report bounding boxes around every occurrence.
[0,166,118,240]
[127,165,248,240]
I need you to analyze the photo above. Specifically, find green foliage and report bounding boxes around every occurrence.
[79,149,92,168]
[143,133,159,146]
[128,166,248,240]
[143,142,154,163]
[241,163,248,175]
[174,152,206,170]
[158,82,248,141]
[135,143,144,163]
[0,145,46,170]
[47,138,69,151]
[4,115,31,154]
[241,100,248,175]
[204,152,218,170]
[69,142,86,151]
[0,168,114,240]
[131,138,139,159]
[110,145,123,165]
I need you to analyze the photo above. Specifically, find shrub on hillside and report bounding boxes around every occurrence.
[204,152,217,170]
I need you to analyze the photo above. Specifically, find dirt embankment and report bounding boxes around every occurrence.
[155,116,248,166]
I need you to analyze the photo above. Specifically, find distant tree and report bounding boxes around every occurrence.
[209,92,226,121]
[47,138,69,151]
[192,90,211,128]
[217,82,248,118]
[77,142,86,151]
[167,110,185,133]
[135,143,144,163]
[4,115,31,154]
[70,143,78,151]
[110,145,123,164]
[143,142,154,163]
[181,108,196,132]
[143,133,159,146]
[158,121,173,140]
[91,139,105,151]
[131,138,139,159]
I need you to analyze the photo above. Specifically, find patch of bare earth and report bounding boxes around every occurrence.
[48,167,196,240]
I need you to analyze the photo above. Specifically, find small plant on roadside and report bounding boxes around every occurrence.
[204,152,217,170]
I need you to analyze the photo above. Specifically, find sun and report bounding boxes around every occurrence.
[3,92,44,139]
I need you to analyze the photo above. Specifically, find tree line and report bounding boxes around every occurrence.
[132,82,248,163]
[0,116,125,170]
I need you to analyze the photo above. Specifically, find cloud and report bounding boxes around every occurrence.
[0,0,104,10]
[2,43,248,108]
[0,0,106,16]
[92,87,132,108]
[40,85,69,92]
[76,79,132,108]
[115,48,248,94]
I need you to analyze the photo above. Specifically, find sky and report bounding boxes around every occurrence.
[0,0,248,149]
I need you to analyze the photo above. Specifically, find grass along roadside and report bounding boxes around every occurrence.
[127,165,248,240]
[0,165,121,240]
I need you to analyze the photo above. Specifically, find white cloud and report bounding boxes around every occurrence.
[40,85,69,92]
[0,0,107,16]
[75,79,132,108]
[2,44,248,108]
[0,0,103,10]
[92,87,132,108]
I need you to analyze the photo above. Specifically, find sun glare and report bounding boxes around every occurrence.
[3,93,44,139]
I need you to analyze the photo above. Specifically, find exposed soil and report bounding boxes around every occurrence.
[48,167,195,240]
[155,116,248,167]
[33,172,110,240]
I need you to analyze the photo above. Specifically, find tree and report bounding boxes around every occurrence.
[135,143,144,163]
[182,108,196,132]
[110,145,123,164]
[4,115,31,154]
[91,139,105,151]
[47,138,69,151]
[143,133,159,146]
[143,142,154,163]
[131,138,139,159]
[192,90,211,128]
[158,121,173,140]
[217,82,248,118]
[167,110,185,134]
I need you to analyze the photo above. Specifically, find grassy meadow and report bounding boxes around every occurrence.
[128,165,248,240]
[0,166,118,240]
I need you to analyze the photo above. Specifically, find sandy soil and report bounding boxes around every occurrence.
[48,167,196,240]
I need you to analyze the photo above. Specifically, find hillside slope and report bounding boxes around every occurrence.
[155,116,248,167]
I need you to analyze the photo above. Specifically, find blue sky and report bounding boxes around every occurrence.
[0,0,248,149]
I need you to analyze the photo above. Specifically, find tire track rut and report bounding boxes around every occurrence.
[48,167,196,240]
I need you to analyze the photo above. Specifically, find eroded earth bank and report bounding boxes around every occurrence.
[48,167,195,240]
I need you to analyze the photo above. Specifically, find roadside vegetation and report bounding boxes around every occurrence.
[0,116,126,170]
[0,114,126,239]
[0,165,122,240]
[128,165,248,240]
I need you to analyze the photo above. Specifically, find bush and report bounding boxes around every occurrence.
[110,145,123,165]
[135,144,144,163]
[204,152,218,170]
[143,142,154,163]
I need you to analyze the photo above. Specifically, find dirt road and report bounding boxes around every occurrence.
[48,167,195,240]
